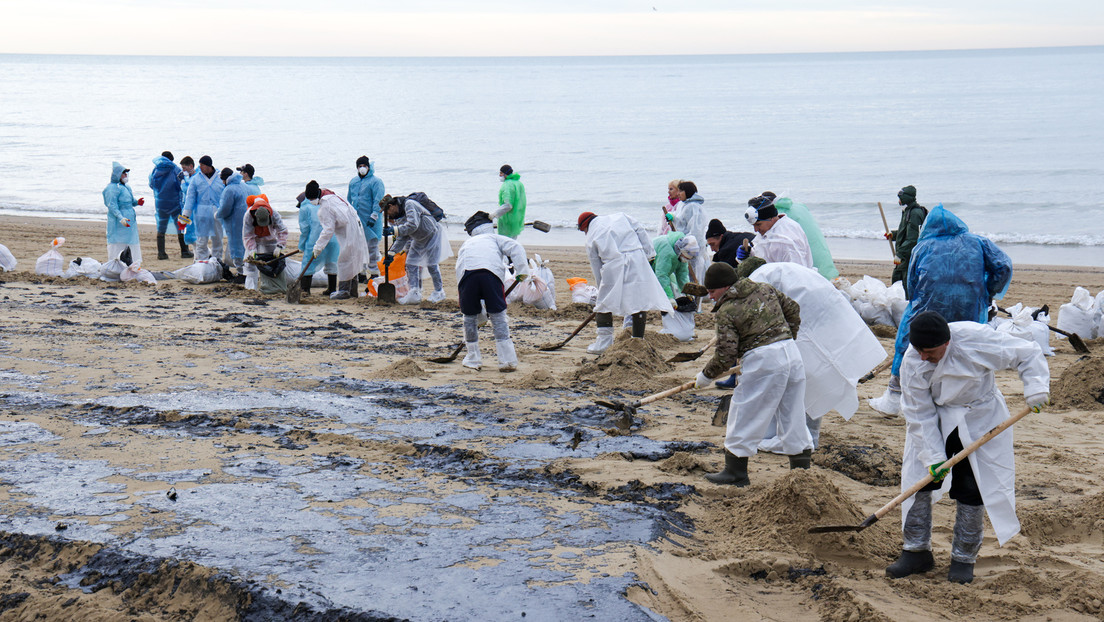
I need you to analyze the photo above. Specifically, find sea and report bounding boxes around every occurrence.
[0,47,1102,267]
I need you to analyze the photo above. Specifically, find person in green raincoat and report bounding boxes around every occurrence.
[651,231,698,305]
[761,191,839,280]
[493,164,526,239]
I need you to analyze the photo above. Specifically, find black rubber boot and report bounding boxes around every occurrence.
[947,561,974,584]
[298,275,312,297]
[630,311,646,338]
[177,234,193,258]
[156,234,169,260]
[789,448,812,469]
[885,550,935,579]
[704,451,750,486]
[322,274,338,296]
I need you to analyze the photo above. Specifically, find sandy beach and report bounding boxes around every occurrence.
[2,214,1104,621]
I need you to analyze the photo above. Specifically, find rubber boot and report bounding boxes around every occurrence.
[156,234,169,260]
[630,312,646,338]
[495,339,518,373]
[715,375,736,389]
[462,342,482,370]
[322,274,338,297]
[298,275,312,297]
[177,234,193,259]
[885,550,935,579]
[330,279,355,300]
[587,327,615,354]
[704,451,750,486]
[788,448,812,469]
[948,561,974,584]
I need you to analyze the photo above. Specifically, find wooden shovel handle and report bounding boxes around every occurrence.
[870,405,1033,524]
[878,202,896,258]
[638,365,741,406]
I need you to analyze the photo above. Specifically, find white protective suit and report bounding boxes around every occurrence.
[241,208,289,284]
[899,321,1049,546]
[313,192,369,282]
[392,199,452,268]
[673,193,708,283]
[726,339,813,457]
[752,215,814,269]
[454,224,528,285]
[585,213,671,316]
[750,262,886,419]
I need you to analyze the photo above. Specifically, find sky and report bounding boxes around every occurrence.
[1,0,1102,56]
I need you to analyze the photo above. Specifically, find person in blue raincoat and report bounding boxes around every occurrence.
[297,192,340,297]
[347,156,386,278]
[869,204,1013,415]
[238,163,264,197]
[177,156,196,257]
[181,155,224,262]
[148,151,183,261]
[215,168,249,278]
[103,161,145,265]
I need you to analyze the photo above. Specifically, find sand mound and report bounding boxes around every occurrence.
[1051,355,1104,410]
[869,324,897,340]
[377,357,426,379]
[514,368,566,390]
[815,431,902,487]
[1020,489,1104,545]
[657,451,711,475]
[612,329,683,351]
[574,334,672,390]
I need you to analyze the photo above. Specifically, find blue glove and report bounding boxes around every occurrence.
[736,246,750,261]
[383,226,394,237]
[383,255,394,267]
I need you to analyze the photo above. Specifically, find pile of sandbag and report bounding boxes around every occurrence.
[1057,287,1104,340]
[507,253,556,310]
[988,302,1054,356]
[62,257,103,279]
[843,275,908,327]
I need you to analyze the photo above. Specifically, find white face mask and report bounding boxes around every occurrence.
[120,174,128,185]
[358,166,368,176]
[311,198,321,206]
[499,174,505,181]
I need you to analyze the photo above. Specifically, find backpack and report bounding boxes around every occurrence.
[405,192,445,222]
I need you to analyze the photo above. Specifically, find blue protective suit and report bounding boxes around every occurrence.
[179,171,197,244]
[245,175,264,197]
[103,162,139,245]
[183,170,224,238]
[148,156,182,214]
[297,198,339,275]
[347,162,386,241]
[890,204,1013,375]
[216,173,249,263]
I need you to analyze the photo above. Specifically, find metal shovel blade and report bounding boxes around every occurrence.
[377,282,396,304]
[667,350,706,363]
[428,343,465,364]
[712,394,731,427]
[531,220,552,233]
[808,513,879,534]
[594,399,637,415]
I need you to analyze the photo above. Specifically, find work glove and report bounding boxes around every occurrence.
[694,371,712,390]
[665,212,675,222]
[137,197,145,206]
[383,254,394,267]
[884,231,894,240]
[928,461,950,483]
[735,246,750,261]
[251,250,260,260]
[1026,392,1050,413]
[893,256,902,265]
[311,248,321,259]
[515,274,528,282]
[178,214,192,226]
[274,246,284,257]
[383,226,394,237]
[120,218,131,227]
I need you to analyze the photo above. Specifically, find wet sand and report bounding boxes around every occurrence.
[2,215,1104,621]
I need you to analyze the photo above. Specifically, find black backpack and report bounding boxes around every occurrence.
[405,192,445,222]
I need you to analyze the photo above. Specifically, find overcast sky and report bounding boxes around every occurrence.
[2,0,1102,56]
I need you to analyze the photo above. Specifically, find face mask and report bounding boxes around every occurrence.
[358,166,368,176]
[311,199,321,206]
[120,174,128,185]
[499,174,505,181]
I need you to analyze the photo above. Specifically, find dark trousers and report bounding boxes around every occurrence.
[458,269,507,315]
[920,427,983,506]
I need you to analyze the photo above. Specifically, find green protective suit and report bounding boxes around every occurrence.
[496,173,527,239]
[774,198,839,280]
[891,201,928,294]
[651,231,690,300]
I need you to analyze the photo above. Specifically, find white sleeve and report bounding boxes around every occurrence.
[900,352,946,467]
[313,205,336,255]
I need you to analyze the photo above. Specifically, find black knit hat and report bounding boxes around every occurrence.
[220,167,234,182]
[500,164,513,176]
[703,262,739,290]
[198,155,213,167]
[909,311,951,349]
[464,211,493,235]
[356,155,370,168]
[705,219,726,239]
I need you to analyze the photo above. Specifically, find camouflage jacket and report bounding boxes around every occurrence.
[702,278,801,378]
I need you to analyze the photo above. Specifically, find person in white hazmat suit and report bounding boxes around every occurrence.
[577,211,672,354]
[672,181,709,285]
[693,262,813,486]
[382,194,452,305]
[241,194,289,287]
[742,194,814,269]
[736,257,886,451]
[887,311,1049,585]
[304,180,369,300]
[455,211,529,372]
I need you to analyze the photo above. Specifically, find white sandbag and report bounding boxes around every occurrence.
[531,254,556,308]
[99,258,127,282]
[520,275,556,309]
[0,243,16,272]
[847,275,904,327]
[283,259,329,287]
[258,271,287,295]
[989,303,1053,356]
[172,259,223,284]
[120,264,156,284]
[1057,286,1096,340]
[1093,290,1104,339]
[659,310,695,342]
[35,237,66,276]
[62,257,102,279]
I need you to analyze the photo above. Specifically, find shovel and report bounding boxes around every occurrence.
[858,359,892,384]
[877,202,897,259]
[245,249,299,265]
[286,254,316,304]
[594,365,740,416]
[667,336,717,363]
[996,306,1088,354]
[377,224,396,304]
[809,404,1033,534]
[526,221,552,233]
[428,279,525,364]
[538,311,596,351]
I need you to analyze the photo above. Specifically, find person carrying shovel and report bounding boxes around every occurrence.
[886,311,1048,584]
[694,262,813,486]
[454,211,529,372]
